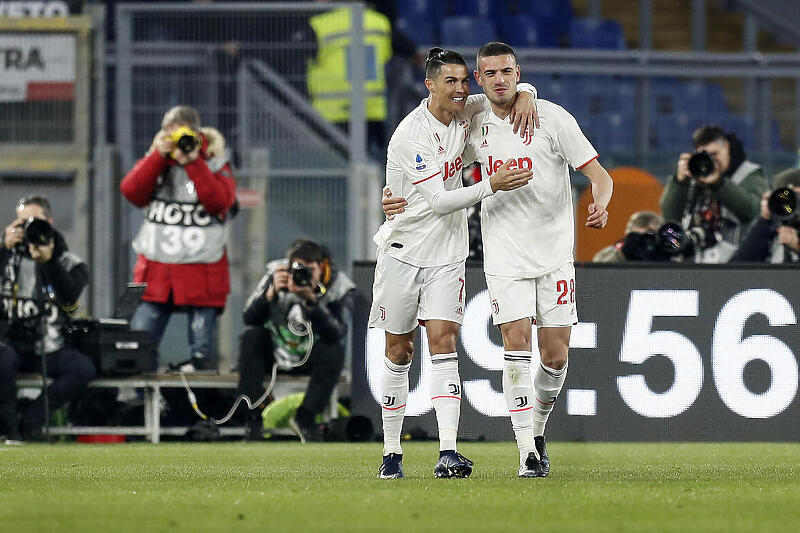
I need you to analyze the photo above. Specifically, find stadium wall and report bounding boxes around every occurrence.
[351,263,800,441]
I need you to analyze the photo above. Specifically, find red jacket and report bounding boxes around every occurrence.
[120,139,236,308]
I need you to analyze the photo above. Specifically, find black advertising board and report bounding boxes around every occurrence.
[351,263,800,441]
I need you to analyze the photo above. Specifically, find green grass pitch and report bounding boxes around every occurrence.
[1,441,799,532]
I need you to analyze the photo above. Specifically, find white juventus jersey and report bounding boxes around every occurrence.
[373,96,485,268]
[467,99,598,277]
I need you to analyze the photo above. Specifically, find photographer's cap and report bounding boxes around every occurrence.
[773,168,800,189]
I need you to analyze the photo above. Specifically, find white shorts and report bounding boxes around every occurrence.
[485,262,577,327]
[368,249,466,334]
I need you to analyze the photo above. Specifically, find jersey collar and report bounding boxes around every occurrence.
[421,98,453,134]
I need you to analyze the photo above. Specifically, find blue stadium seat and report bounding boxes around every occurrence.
[452,0,501,18]
[720,115,757,152]
[651,112,697,151]
[649,77,682,117]
[594,113,635,153]
[569,18,626,50]
[440,16,497,48]
[518,0,573,42]
[397,15,437,46]
[498,15,558,48]
[395,0,444,21]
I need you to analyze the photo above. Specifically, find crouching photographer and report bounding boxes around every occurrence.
[0,196,95,443]
[660,125,768,263]
[237,239,356,442]
[731,169,800,264]
[593,211,666,262]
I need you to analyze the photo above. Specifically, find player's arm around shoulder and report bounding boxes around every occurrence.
[580,159,613,229]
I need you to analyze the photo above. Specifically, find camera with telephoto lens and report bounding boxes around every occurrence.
[656,221,717,258]
[14,217,55,250]
[169,126,200,154]
[687,151,715,179]
[767,187,799,225]
[289,262,313,287]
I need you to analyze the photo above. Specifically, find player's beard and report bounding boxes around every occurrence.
[488,86,516,108]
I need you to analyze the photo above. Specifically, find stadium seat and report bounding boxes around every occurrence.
[648,77,682,117]
[593,113,635,153]
[569,18,626,50]
[518,0,573,43]
[452,0,500,19]
[397,15,437,46]
[651,112,697,151]
[440,16,497,48]
[498,15,558,48]
[395,0,443,21]
[720,115,757,152]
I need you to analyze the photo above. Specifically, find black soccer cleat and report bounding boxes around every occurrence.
[433,450,474,478]
[378,453,405,479]
[518,451,546,478]
[535,435,550,477]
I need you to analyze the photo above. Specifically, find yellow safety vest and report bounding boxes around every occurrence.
[308,7,392,123]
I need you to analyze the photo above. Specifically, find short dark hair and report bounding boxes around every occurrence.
[425,47,467,79]
[17,195,52,218]
[692,125,726,148]
[287,238,329,264]
[476,41,517,67]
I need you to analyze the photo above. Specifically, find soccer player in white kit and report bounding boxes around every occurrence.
[469,42,613,477]
[369,48,538,479]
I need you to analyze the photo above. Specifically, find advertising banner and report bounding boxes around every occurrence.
[0,32,75,101]
[351,263,800,441]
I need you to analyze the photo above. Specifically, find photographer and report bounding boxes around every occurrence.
[120,105,236,372]
[731,169,800,264]
[593,211,665,262]
[0,196,95,442]
[237,239,356,442]
[660,125,768,263]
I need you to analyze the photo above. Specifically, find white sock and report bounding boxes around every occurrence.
[532,361,568,437]
[430,352,461,452]
[381,357,410,456]
[503,351,537,464]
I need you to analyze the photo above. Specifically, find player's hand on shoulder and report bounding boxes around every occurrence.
[382,186,407,220]
[586,203,609,229]
[489,159,533,193]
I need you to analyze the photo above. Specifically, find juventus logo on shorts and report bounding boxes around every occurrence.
[383,395,396,407]
[515,396,529,408]
[379,306,386,321]
[492,299,499,315]
[448,383,460,395]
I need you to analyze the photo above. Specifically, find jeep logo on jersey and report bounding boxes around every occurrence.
[415,153,426,171]
[145,200,215,227]
[443,156,463,180]
[486,155,533,176]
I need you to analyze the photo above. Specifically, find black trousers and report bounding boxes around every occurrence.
[0,344,96,436]
[236,326,345,420]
